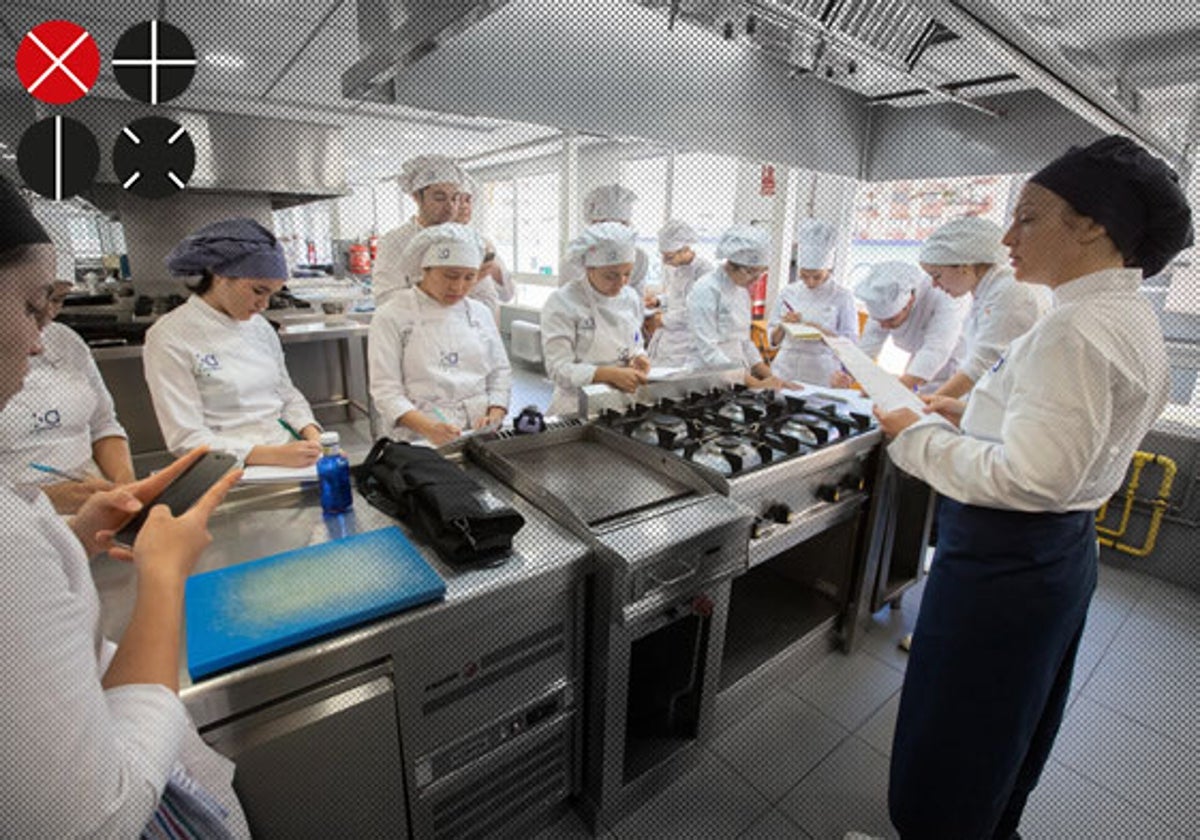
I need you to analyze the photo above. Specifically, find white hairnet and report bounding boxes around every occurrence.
[855,261,923,320]
[583,184,637,224]
[565,222,638,269]
[401,223,485,279]
[400,155,464,195]
[919,216,1007,266]
[658,219,698,253]
[717,225,771,266]
[795,218,839,270]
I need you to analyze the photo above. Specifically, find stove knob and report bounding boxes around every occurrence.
[752,516,776,539]
[816,483,842,503]
[840,473,864,492]
[765,503,793,524]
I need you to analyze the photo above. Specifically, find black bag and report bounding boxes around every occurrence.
[355,439,524,565]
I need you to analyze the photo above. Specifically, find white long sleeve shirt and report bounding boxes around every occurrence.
[687,267,762,372]
[368,287,511,441]
[957,266,1044,384]
[859,276,968,389]
[888,268,1168,512]
[0,322,127,484]
[467,250,516,322]
[541,279,645,414]
[143,296,317,464]
[370,218,423,308]
[0,483,189,837]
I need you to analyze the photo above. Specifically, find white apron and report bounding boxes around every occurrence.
[546,286,641,417]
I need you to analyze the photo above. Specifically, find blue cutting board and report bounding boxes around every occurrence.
[186,527,445,680]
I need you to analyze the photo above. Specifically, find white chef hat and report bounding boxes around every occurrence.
[919,216,1007,266]
[658,219,698,253]
[717,224,771,266]
[458,170,480,197]
[400,155,464,195]
[566,222,638,269]
[795,218,839,270]
[583,184,637,224]
[401,223,485,278]
[855,261,923,320]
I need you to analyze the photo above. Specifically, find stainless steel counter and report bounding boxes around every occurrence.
[91,465,591,717]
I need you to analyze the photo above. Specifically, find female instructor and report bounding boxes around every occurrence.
[875,136,1192,839]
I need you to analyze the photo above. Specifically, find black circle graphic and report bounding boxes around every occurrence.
[17,116,100,200]
[112,20,197,104]
[112,116,196,199]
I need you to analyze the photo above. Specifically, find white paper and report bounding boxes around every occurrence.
[824,336,927,414]
[646,365,690,381]
[239,464,319,484]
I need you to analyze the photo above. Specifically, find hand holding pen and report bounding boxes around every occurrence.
[30,462,115,515]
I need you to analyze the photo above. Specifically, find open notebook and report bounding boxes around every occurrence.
[239,464,319,484]
[781,322,825,341]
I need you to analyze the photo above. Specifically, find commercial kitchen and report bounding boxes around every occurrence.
[1,1,1198,838]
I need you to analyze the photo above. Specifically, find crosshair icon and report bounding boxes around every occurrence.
[15,20,100,105]
[111,20,197,104]
[112,117,195,199]
[17,116,99,200]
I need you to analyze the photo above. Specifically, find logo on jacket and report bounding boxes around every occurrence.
[578,317,595,331]
[32,408,61,432]
[194,352,220,376]
[617,345,632,365]
[439,350,460,369]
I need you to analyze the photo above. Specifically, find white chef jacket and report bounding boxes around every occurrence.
[0,483,248,838]
[0,322,126,484]
[767,279,858,385]
[467,252,517,322]
[368,287,512,442]
[957,265,1044,384]
[541,279,645,415]
[859,276,968,391]
[647,256,714,367]
[371,218,423,308]
[558,245,650,294]
[143,296,317,464]
[888,269,1168,512]
[687,267,763,372]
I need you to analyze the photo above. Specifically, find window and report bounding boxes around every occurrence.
[484,179,516,271]
[670,152,739,264]
[511,172,560,275]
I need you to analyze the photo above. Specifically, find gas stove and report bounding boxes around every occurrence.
[596,386,882,566]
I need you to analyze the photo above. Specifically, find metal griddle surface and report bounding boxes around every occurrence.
[497,438,695,527]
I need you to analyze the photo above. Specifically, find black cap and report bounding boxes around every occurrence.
[0,175,51,253]
[1030,136,1194,277]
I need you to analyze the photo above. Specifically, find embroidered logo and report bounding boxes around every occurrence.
[439,350,460,369]
[195,352,220,376]
[618,345,632,365]
[32,408,61,432]
[436,247,451,259]
[578,317,595,331]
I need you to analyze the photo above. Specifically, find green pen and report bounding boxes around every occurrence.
[278,418,303,440]
[430,406,450,423]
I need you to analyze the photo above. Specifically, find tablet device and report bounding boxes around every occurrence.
[113,451,238,548]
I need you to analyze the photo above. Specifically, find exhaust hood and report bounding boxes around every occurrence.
[39,97,347,212]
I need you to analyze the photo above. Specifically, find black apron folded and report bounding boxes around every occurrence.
[355,439,524,565]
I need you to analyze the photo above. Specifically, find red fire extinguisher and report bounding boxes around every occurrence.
[750,271,768,319]
[349,243,371,275]
[367,233,379,262]
[305,239,317,265]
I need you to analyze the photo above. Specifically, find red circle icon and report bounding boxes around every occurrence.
[16,20,100,105]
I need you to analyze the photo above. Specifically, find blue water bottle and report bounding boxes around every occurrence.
[317,431,353,515]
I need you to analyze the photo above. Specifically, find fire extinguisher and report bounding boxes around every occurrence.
[367,233,379,262]
[750,272,768,319]
[349,243,371,275]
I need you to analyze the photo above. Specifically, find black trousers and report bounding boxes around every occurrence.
[889,498,1097,839]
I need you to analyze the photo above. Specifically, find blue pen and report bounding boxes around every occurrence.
[430,406,450,423]
[29,462,90,482]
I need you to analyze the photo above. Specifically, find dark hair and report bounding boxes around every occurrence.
[0,244,37,270]
[185,269,216,295]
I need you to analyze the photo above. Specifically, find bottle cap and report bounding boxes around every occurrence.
[319,431,340,446]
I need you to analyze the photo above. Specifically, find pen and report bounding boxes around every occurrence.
[29,462,91,483]
[784,301,794,313]
[278,418,303,440]
[430,406,450,423]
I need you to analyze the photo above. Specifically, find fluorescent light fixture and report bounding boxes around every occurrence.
[205,53,246,70]
[1,153,16,160]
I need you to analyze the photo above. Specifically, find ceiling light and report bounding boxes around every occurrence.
[205,53,246,70]
[1,153,16,161]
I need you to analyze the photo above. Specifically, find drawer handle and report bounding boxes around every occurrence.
[647,560,697,587]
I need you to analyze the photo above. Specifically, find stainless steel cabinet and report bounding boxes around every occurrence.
[202,662,408,840]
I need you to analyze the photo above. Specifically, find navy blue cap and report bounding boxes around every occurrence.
[166,218,288,279]
[1030,136,1194,277]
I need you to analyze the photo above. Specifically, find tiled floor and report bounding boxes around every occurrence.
[535,562,1199,840]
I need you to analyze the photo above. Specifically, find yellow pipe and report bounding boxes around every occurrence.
[1096,452,1177,558]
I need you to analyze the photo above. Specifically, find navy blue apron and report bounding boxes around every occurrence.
[889,497,1097,840]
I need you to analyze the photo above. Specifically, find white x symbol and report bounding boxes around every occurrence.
[26,30,92,95]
